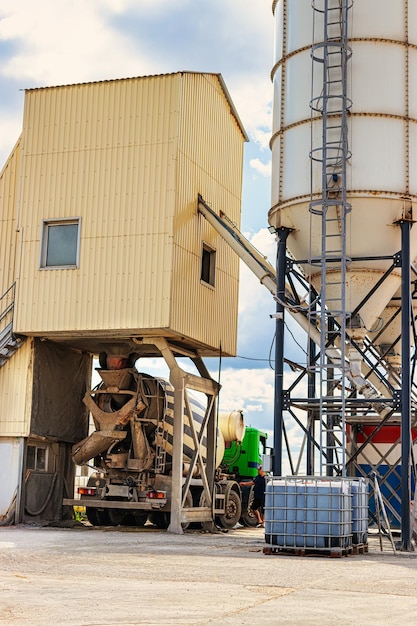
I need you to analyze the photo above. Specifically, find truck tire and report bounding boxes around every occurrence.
[133,512,148,527]
[150,490,193,530]
[216,489,242,529]
[85,507,110,526]
[86,507,100,526]
[96,508,111,525]
[149,511,170,529]
[108,508,126,526]
[239,487,258,527]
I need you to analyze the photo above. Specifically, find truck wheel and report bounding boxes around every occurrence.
[121,513,136,526]
[239,488,258,527]
[92,508,110,526]
[149,511,170,529]
[86,507,100,526]
[150,490,193,530]
[216,489,242,529]
[108,509,126,526]
[133,512,148,527]
[240,507,258,527]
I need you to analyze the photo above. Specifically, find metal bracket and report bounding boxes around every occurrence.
[392,390,402,411]
[283,392,291,411]
[286,258,294,273]
[393,252,402,267]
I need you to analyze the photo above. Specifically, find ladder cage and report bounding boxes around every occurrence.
[308,0,353,476]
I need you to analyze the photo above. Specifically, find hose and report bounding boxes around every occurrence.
[24,472,58,517]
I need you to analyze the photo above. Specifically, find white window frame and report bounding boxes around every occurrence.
[40,217,81,269]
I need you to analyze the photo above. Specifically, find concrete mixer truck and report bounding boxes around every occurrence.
[64,357,270,529]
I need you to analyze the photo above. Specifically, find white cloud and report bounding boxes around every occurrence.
[99,0,170,12]
[246,404,264,412]
[0,113,22,172]
[216,367,274,407]
[238,228,276,316]
[230,80,272,149]
[246,227,276,261]
[249,157,271,178]
[0,1,148,85]
[0,1,274,167]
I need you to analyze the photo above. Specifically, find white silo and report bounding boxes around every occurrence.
[269,0,417,337]
[268,0,417,546]
[368,259,417,378]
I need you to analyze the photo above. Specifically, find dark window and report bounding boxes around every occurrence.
[26,444,48,471]
[201,244,216,287]
[40,219,80,268]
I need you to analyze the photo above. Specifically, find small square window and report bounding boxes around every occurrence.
[201,244,216,287]
[40,218,80,268]
[26,444,48,471]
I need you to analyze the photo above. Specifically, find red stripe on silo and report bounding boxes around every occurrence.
[356,425,417,444]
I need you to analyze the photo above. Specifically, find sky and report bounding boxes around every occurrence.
[0,0,304,467]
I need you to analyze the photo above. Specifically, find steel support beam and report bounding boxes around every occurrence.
[399,219,414,551]
[273,227,290,476]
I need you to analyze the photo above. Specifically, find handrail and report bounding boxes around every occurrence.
[0,282,16,323]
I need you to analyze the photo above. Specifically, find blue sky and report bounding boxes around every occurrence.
[0,1,300,451]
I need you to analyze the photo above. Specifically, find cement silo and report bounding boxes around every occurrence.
[269,0,417,334]
[269,0,417,549]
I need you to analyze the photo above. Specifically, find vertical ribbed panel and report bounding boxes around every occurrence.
[13,73,246,355]
[171,74,244,355]
[0,340,32,436]
[16,75,180,333]
[0,141,21,297]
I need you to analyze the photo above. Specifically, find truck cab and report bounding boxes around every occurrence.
[222,426,272,527]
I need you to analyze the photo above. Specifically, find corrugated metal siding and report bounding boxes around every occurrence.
[13,73,245,355]
[0,340,33,437]
[170,74,244,355]
[16,75,180,334]
[0,140,21,298]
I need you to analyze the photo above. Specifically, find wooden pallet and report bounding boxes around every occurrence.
[263,545,354,558]
[352,543,369,555]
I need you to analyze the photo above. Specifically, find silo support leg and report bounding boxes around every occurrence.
[273,227,290,476]
[399,219,414,551]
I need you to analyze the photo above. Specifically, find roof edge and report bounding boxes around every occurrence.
[25,71,249,142]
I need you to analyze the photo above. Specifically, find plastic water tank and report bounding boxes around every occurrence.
[264,476,353,551]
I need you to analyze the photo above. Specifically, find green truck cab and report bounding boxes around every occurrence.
[222,426,271,527]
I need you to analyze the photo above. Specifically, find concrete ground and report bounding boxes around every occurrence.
[0,524,417,625]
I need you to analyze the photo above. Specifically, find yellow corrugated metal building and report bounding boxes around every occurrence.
[9,71,247,357]
[0,72,247,521]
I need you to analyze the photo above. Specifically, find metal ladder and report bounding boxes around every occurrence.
[309,0,353,476]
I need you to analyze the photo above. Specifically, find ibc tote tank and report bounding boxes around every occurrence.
[269,0,417,334]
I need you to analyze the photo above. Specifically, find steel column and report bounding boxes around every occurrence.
[307,291,317,475]
[399,219,414,551]
[273,227,290,476]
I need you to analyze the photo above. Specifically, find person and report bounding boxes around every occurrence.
[240,466,266,528]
